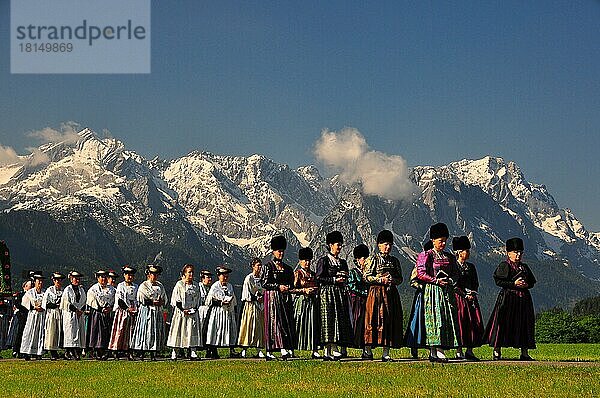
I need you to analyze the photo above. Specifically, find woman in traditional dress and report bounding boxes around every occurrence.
[42,272,65,360]
[86,270,116,360]
[131,265,167,361]
[10,277,32,358]
[290,248,320,358]
[198,270,214,358]
[167,264,202,360]
[238,258,265,358]
[404,240,432,359]
[108,266,138,360]
[452,236,484,361]
[347,244,369,358]
[261,235,296,361]
[61,271,86,360]
[205,266,240,358]
[316,231,353,360]
[363,230,403,361]
[20,272,46,360]
[416,223,460,362]
[485,237,536,361]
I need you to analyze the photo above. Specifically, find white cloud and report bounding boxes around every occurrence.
[27,121,81,145]
[0,145,21,166]
[313,127,415,201]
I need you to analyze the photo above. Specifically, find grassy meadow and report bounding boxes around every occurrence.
[1,345,599,397]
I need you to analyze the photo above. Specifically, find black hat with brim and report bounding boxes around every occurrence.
[216,266,232,275]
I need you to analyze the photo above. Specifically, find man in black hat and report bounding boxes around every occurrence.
[260,235,295,360]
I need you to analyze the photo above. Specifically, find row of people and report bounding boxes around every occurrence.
[7,223,536,362]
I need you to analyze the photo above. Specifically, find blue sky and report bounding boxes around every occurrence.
[1,1,599,230]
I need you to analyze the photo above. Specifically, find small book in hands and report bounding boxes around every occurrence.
[436,270,449,279]
[512,270,527,283]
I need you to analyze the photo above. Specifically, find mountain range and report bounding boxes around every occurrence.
[1,128,598,313]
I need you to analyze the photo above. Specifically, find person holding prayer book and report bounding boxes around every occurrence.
[416,223,460,362]
[485,237,536,361]
[452,236,484,361]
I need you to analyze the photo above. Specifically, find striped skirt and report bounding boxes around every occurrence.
[294,294,320,351]
[455,293,484,348]
[423,284,459,348]
[403,289,426,348]
[263,291,295,351]
[485,289,536,349]
[108,308,136,351]
[131,305,165,352]
[319,285,353,346]
[87,310,112,349]
[364,285,403,348]
[206,306,238,347]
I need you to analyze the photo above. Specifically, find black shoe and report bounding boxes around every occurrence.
[265,355,277,361]
[519,354,534,361]
[361,353,374,360]
[464,352,480,361]
[280,353,291,361]
[229,351,242,358]
[410,348,419,359]
[24,355,31,361]
[492,351,502,361]
[322,356,335,361]
[311,353,322,360]
[381,356,394,362]
[428,355,447,363]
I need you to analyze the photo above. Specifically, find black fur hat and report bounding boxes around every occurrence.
[298,247,314,261]
[429,223,450,240]
[326,231,344,245]
[506,237,524,252]
[377,230,394,244]
[452,236,471,251]
[353,244,370,259]
[270,235,287,251]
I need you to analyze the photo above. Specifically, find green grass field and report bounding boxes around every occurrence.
[1,345,599,397]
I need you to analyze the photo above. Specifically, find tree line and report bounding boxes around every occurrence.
[536,296,600,343]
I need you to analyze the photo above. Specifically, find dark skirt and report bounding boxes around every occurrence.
[319,285,353,346]
[485,289,536,349]
[87,310,112,349]
[349,293,367,348]
[364,285,403,348]
[263,290,296,351]
[294,294,320,351]
[403,289,426,348]
[455,293,484,348]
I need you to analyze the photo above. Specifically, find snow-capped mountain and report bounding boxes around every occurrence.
[0,128,598,309]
